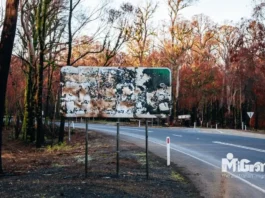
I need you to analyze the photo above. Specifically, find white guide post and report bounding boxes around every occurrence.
[72,121,75,130]
[166,137,170,166]
[68,119,71,142]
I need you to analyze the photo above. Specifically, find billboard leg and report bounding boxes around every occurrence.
[116,118,120,177]
[145,119,149,179]
[85,118,88,177]
[68,119,71,142]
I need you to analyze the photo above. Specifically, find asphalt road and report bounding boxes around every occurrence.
[70,122,265,198]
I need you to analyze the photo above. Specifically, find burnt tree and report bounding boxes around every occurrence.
[0,0,19,173]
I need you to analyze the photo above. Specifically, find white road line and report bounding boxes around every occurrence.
[88,125,153,132]
[213,141,265,153]
[173,134,182,137]
[120,128,153,132]
[216,130,224,134]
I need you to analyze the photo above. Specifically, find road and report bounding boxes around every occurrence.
[70,122,265,198]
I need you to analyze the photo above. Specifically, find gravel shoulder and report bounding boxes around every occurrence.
[0,128,201,198]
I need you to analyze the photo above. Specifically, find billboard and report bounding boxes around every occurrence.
[60,66,172,118]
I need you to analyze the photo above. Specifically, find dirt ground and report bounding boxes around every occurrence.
[0,128,202,198]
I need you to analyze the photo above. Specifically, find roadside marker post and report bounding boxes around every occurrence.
[72,121,75,130]
[167,137,170,166]
[247,112,254,129]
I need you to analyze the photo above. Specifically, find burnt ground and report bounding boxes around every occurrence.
[0,128,202,198]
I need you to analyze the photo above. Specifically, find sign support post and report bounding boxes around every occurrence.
[145,119,149,179]
[247,112,254,129]
[85,118,88,177]
[116,118,120,177]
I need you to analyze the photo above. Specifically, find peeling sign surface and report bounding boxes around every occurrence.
[60,66,172,118]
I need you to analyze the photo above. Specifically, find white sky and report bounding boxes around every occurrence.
[108,0,253,24]
[0,0,253,24]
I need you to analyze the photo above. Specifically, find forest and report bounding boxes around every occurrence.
[1,0,265,153]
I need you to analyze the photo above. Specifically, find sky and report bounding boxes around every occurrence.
[0,0,254,24]
[109,0,253,24]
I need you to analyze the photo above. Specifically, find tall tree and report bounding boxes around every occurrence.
[18,0,66,145]
[215,25,241,126]
[189,14,219,125]
[58,0,107,143]
[35,0,51,147]
[231,20,265,129]
[18,0,38,142]
[0,0,20,174]
[127,1,157,66]
[164,0,197,123]
[100,2,134,66]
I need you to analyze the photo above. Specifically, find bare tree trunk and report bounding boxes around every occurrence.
[20,0,37,143]
[22,68,36,142]
[0,0,19,174]
[255,96,259,130]
[175,66,180,120]
[171,66,180,123]
[67,0,73,65]
[240,81,242,127]
[15,115,20,139]
[58,116,65,143]
[171,67,176,124]
[59,0,73,143]
[36,52,44,147]
[36,0,49,147]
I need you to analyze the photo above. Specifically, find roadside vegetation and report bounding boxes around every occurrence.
[0,128,201,197]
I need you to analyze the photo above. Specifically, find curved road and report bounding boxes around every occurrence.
[71,122,265,198]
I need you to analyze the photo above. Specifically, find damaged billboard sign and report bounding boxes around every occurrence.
[60,66,172,118]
